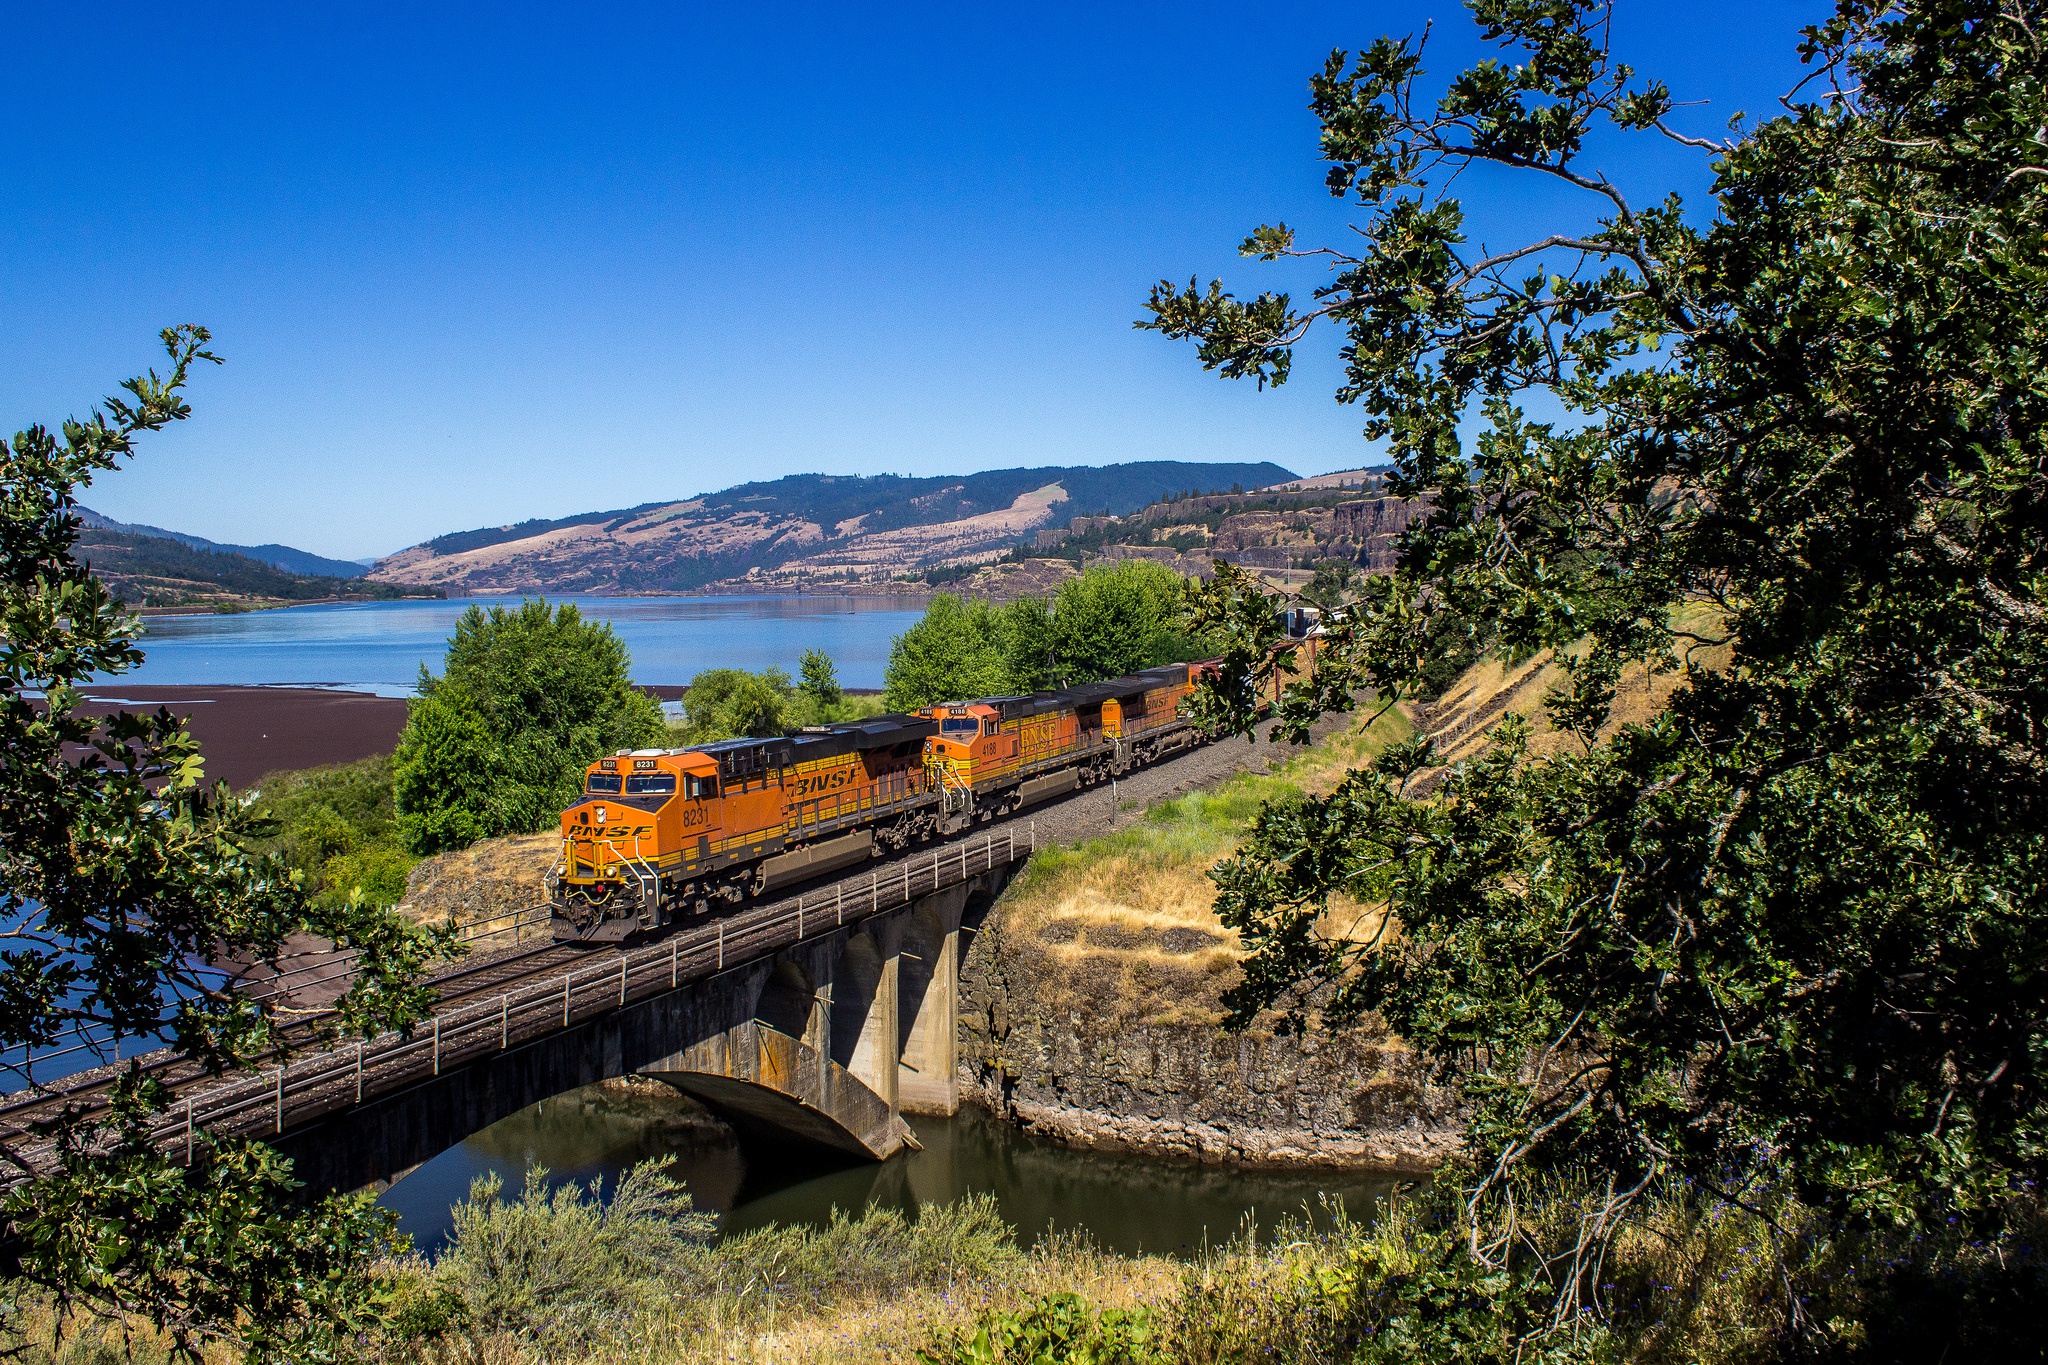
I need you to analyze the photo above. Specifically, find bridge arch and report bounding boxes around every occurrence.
[269,865,1017,1196]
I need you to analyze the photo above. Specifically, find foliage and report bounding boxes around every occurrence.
[883,595,1022,709]
[245,755,414,908]
[1047,560,1210,683]
[1144,0,2048,1350]
[421,1161,713,1354]
[672,665,801,741]
[707,1194,1021,1312]
[666,664,887,745]
[1301,559,1356,609]
[799,646,842,707]
[397,1158,1019,1357]
[1169,1193,1607,1365]
[393,600,663,854]
[0,327,449,1353]
[920,1293,1167,1365]
[883,563,1214,709]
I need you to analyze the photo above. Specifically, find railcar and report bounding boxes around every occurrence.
[548,662,1213,942]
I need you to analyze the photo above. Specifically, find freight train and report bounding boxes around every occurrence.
[548,662,1213,942]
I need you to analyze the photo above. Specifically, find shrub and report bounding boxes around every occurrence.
[425,1160,714,1353]
[393,601,663,854]
[711,1195,1020,1311]
[799,647,843,708]
[668,665,890,745]
[882,563,1218,710]
[884,595,1017,709]
[921,1293,1167,1365]
[246,754,416,908]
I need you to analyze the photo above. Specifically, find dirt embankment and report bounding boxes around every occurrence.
[400,833,558,930]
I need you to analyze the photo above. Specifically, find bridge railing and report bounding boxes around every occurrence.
[231,901,550,1013]
[2,825,1032,1180]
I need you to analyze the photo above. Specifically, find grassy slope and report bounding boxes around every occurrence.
[993,706,1414,1029]
[996,607,1732,1030]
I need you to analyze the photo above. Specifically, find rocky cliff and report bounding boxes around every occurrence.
[954,904,1459,1171]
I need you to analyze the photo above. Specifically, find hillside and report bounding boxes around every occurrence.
[367,461,1293,595]
[943,466,1428,597]
[79,528,431,612]
[78,506,369,578]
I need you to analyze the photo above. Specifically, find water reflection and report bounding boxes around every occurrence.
[381,1082,1403,1259]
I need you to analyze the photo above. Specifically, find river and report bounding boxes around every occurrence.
[124,594,930,694]
[118,592,1393,1259]
[379,1084,1400,1258]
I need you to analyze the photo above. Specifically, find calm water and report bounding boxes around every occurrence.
[380,1085,1400,1258]
[122,595,929,694]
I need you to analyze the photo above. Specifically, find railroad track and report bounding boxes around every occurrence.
[0,825,1034,1187]
[0,726,1234,1152]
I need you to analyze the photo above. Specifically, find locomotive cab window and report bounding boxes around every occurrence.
[941,717,980,737]
[685,774,718,800]
[625,773,676,795]
[585,773,622,794]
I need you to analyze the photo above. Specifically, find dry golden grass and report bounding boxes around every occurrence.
[1420,603,1733,768]
[986,708,1415,1026]
[399,831,559,936]
[601,1244,1179,1365]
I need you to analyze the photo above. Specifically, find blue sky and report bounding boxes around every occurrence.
[3,2,1826,560]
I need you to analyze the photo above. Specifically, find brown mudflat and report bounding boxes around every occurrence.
[72,685,408,789]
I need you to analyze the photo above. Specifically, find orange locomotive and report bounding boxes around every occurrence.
[549,662,1212,942]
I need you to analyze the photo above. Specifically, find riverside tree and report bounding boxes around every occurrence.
[1145,0,2047,1347]
[394,600,662,854]
[882,563,1213,708]
[0,328,452,1353]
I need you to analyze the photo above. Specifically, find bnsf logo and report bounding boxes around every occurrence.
[790,767,858,799]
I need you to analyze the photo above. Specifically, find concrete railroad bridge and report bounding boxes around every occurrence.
[2,827,1032,1196]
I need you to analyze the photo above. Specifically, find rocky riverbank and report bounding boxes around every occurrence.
[949,718,1461,1173]
[955,912,1457,1171]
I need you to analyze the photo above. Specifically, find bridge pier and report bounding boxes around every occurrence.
[899,885,968,1115]
[260,859,1015,1195]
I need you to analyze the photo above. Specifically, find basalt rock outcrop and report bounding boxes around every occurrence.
[953,899,1460,1173]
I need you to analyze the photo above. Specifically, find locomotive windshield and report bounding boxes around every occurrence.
[941,717,980,736]
[625,773,677,795]
[585,773,622,794]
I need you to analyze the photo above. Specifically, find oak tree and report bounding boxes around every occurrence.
[0,328,451,1354]
[1146,0,2048,1335]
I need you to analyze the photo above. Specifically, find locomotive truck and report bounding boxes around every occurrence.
[548,661,1213,942]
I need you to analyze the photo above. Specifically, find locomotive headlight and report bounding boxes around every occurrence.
[596,807,607,823]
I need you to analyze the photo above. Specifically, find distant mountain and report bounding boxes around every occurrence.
[370,461,1296,595]
[77,507,369,578]
[75,526,430,611]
